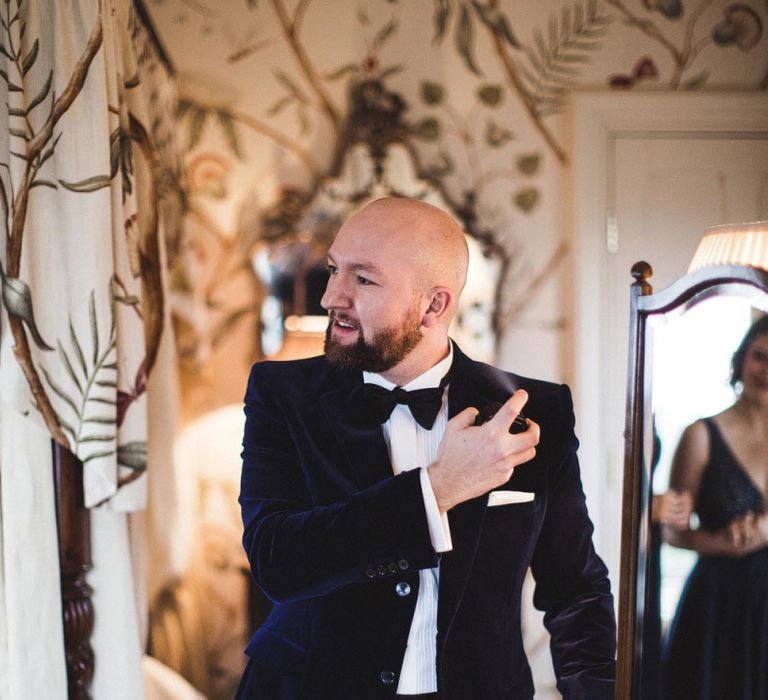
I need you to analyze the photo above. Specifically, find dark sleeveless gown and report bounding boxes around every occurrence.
[662,419,768,700]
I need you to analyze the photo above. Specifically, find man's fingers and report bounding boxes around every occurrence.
[520,419,540,447]
[729,521,742,546]
[450,406,480,430]
[489,390,529,432]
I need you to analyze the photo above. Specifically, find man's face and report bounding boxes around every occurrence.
[320,217,425,373]
[324,299,422,372]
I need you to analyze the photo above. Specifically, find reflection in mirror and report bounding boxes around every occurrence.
[244,77,511,370]
[643,296,768,699]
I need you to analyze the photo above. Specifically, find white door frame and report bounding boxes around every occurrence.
[566,91,768,577]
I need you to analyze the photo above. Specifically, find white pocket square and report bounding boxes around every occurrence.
[487,490,535,506]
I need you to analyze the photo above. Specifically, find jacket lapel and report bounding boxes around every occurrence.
[437,346,503,641]
[319,368,394,489]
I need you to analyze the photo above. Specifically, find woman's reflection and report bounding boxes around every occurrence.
[661,315,768,700]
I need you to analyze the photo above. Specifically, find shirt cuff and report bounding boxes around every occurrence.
[419,467,453,552]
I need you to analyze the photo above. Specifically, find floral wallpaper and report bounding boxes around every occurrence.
[142,0,765,413]
[133,2,767,696]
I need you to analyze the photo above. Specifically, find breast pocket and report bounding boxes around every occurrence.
[481,497,542,557]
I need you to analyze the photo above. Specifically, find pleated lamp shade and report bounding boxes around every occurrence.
[689,221,768,272]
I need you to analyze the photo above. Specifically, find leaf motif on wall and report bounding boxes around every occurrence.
[40,288,118,458]
[373,18,399,49]
[0,258,54,351]
[324,63,358,81]
[420,80,445,105]
[476,83,503,107]
[189,106,208,150]
[683,69,709,90]
[517,153,541,176]
[216,110,243,159]
[274,70,311,105]
[485,119,514,147]
[522,0,611,117]
[433,0,452,43]
[267,94,294,116]
[379,64,403,81]
[514,187,540,213]
[424,149,454,177]
[432,1,521,73]
[411,117,441,141]
[455,4,482,75]
[642,0,683,21]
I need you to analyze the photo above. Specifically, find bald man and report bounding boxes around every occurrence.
[237,198,615,699]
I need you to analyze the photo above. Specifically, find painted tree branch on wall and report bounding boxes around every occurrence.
[270,0,343,138]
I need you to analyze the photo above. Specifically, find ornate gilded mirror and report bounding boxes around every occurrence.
[253,78,510,365]
[618,260,768,699]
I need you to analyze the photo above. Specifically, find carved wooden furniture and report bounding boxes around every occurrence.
[616,261,768,699]
[53,445,94,699]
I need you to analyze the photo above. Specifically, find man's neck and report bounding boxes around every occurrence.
[378,338,452,386]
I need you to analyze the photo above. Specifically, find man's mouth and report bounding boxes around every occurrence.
[330,314,359,336]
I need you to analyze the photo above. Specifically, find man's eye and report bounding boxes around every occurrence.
[325,264,337,275]
[356,275,373,285]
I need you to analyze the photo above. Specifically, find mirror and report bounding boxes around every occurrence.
[618,262,768,699]
[252,78,509,366]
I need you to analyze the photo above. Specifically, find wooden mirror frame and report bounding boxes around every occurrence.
[616,261,768,699]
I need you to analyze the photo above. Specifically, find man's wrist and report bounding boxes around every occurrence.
[420,466,453,552]
[425,463,451,513]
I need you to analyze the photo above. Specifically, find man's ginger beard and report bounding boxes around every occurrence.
[324,301,423,373]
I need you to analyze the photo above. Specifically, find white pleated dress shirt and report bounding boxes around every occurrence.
[362,344,454,694]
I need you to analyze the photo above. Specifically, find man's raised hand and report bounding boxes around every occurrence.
[427,390,540,513]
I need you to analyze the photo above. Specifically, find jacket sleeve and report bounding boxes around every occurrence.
[530,384,616,700]
[239,363,439,604]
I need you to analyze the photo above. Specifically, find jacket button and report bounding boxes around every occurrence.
[364,568,376,579]
[395,581,411,597]
[379,670,396,685]
[398,559,409,570]
[387,561,399,573]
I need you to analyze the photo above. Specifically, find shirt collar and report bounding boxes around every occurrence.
[363,341,453,391]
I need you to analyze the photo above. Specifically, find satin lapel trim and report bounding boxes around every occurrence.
[319,373,393,489]
[438,351,494,642]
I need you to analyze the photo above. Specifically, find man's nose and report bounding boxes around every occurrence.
[320,275,351,310]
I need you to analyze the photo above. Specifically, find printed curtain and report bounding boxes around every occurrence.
[0,0,183,697]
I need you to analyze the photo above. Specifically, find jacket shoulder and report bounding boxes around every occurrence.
[246,355,333,397]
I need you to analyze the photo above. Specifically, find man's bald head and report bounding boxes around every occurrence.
[338,197,469,296]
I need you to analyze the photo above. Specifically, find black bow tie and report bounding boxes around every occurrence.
[362,371,450,430]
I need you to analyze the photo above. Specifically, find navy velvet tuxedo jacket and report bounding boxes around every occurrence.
[238,344,616,699]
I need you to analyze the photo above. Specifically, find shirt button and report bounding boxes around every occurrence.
[387,562,399,573]
[364,568,376,579]
[379,670,396,686]
[395,581,411,597]
[398,559,409,570]
[376,564,387,577]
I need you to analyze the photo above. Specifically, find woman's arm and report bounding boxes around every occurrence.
[664,421,733,555]
[664,419,766,556]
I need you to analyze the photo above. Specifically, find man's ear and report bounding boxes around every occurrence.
[422,289,453,328]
